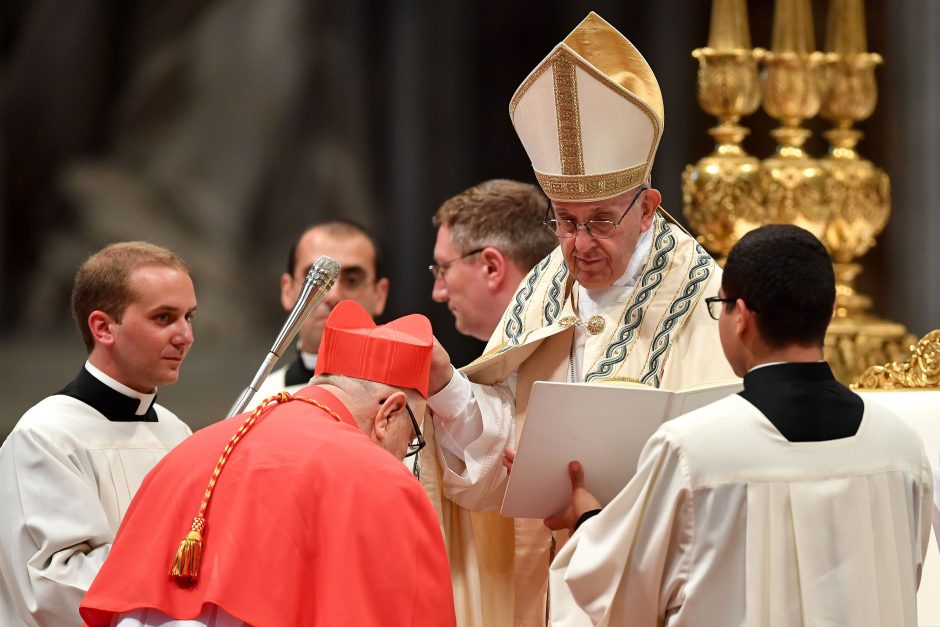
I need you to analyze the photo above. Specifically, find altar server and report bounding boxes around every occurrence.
[0,242,197,627]
[547,225,933,627]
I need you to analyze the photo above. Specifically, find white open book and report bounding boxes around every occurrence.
[500,379,742,519]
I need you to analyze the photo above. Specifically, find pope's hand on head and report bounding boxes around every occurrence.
[543,461,601,533]
[428,336,453,396]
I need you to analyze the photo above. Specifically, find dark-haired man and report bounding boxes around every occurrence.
[0,242,196,627]
[431,179,558,341]
[253,220,389,399]
[546,225,934,627]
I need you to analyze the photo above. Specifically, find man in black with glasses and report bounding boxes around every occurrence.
[419,12,736,627]
[546,225,932,627]
[81,300,456,627]
[249,219,389,402]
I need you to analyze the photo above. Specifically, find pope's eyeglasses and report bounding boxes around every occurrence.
[544,185,647,239]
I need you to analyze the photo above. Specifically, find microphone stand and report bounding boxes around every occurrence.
[228,256,341,417]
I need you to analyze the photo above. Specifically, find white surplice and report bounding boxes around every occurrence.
[0,366,192,627]
[549,394,934,627]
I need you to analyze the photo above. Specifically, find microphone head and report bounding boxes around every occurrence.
[310,255,341,286]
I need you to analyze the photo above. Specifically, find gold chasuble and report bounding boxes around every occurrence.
[420,213,735,627]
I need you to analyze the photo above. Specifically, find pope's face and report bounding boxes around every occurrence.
[551,187,657,289]
[108,265,197,392]
[282,228,389,354]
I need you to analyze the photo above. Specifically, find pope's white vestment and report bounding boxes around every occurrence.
[0,364,192,627]
[422,215,737,626]
[549,394,934,627]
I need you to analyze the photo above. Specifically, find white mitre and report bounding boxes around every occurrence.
[509,12,665,202]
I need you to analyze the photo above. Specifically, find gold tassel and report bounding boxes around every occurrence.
[170,518,205,585]
[166,397,309,587]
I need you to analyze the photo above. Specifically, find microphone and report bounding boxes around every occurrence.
[228,255,342,417]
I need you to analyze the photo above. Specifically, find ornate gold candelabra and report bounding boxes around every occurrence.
[757,0,828,236]
[682,0,763,258]
[815,0,915,381]
[683,0,916,384]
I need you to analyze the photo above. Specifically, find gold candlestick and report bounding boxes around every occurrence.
[682,0,915,385]
[757,0,827,237]
[818,0,886,263]
[682,0,763,258]
[816,0,914,383]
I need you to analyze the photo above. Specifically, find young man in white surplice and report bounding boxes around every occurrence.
[0,242,197,627]
[546,225,934,627]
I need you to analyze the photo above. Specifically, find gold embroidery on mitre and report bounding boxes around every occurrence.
[552,53,584,176]
[563,51,662,180]
[586,315,606,335]
[534,164,646,202]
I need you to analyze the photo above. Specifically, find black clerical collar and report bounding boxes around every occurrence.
[738,361,862,442]
[743,361,834,389]
[284,352,316,387]
[58,365,159,422]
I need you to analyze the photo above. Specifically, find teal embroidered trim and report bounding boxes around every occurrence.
[585,218,675,382]
[640,243,714,387]
[505,255,551,346]
[542,260,569,325]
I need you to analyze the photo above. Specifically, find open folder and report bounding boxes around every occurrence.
[500,379,742,519]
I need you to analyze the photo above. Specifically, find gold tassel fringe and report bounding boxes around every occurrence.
[170,518,205,585]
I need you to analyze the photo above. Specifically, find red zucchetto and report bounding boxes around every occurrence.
[315,300,433,397]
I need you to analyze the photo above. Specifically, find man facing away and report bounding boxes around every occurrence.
[252,219,389,399]
[0,242,197,627]
[431,179,558,342]
[546,225,934,627]
[80,300,455,627]
[418,12,735,626]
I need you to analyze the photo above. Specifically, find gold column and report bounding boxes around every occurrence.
[682,0,763,258]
